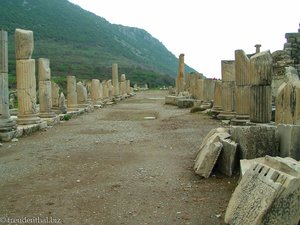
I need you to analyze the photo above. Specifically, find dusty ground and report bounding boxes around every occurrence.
[0,90,238,225]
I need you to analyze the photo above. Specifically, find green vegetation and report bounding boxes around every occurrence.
[1,0,196,88]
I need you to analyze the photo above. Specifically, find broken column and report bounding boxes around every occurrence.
[275,66,300,125]
[107,80,113,99]
[231,50,251,124]
[120,74,127,95]
[176,53,185,93]
[200,78,216,109]
[38,58,56,118]
[217,60,236,119]
[126,80,131,94]
[249,51,272,123]
[102,80,109,99]
[67,75,78,111]
[91,79,100,104]
[0,30,16,137]
[112,63,119,97]
[15,28,41,125]
[77,81,88,107]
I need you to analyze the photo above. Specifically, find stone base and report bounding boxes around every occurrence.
[41,115,60,126]
[165,95,177,105]
[0,130,17,142]
[177,99,194,108]
[217,111,236,120]
[231,115,250,125]
[0,117,17,132]
[16,121,47,137]
[39,111,57,118]
[17,114,41,125]
[200,101,212,109]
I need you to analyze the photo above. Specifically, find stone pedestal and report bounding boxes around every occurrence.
[16,59,41,125]
[211,80,222,114]
[67,75,78,110]
[112,63,119,96]
[38,58,56,118]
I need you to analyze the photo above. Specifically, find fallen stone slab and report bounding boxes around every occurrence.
[194,127,231,178]
[230,125,279,159]
[217,138,238,177]
[165,95,177,105]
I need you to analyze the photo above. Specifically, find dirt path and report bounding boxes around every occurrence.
[0,90,238,225]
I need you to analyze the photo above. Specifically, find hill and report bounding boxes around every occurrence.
[0,0,197,88]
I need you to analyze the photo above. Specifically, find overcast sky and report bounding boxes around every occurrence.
[68,0,299,79]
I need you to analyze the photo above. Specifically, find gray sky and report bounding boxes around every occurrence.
[68,0,300,78]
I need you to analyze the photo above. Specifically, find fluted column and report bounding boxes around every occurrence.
[176,53,185,93]
[15,29,41,125]
[217,60,236,119]
[212,80,222,113]
[112,63,119,96]
[38,58,56,118]
[0,30,16,132]
[249,51,273,123]
[67,75,78,110]
[231,50,251,124]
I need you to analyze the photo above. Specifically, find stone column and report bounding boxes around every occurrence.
[38,58,56,118]
[176,53,185,93]
[217,60,236,119]
[126,80,131,94]
[102,80,108,99]
[249,51,273,123]
[51,81,60,110]
[112,63,119,97]
[59,92,67,114]
[120,74,126,95]
[0,30,16,134]
[77,81,88,107]
[231,50,251,125]
[195,78,204,100]
[255,44,261,54]
[67,75,78,110]
[15,29,41,125]
[211,80,222,114]
[91,79,100,103]
[200,79,216,109]
[107,80,113,99]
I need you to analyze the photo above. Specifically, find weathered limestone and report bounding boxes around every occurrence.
[77,81,88,106]
[249,51,273,123]
[231,50,251,124]
[271,50,294,98]
[255,44,261,54]
[201,78,216,109]
[67,75,78,110]
[51,81,60,110]
[250,85,272,123]
[275,66,300,125]
[176,53,185,93]
[119,74,127,95]
[194,127,231,178]
[230,125,279,159]
[211,80,222,114]
[195,78,204,100]
[278,124,300,160]
[177,99,194,108]
[102,80,109,99]
[221,60,235,82]
[59,92,67,114]
[126,80,131,94]
[218,60,236,119]
[107,80,113,99]
[217,81,236,119]
[0,30,16,136]
[112,63,119,97]
[217,138,238,177]
[15,29,41,125]
[225,156,300,225]
[15,28,34,60]
[16,59,41,125]
[284,25,300,75]
[91,79,101,103]
[38,58,56,118]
